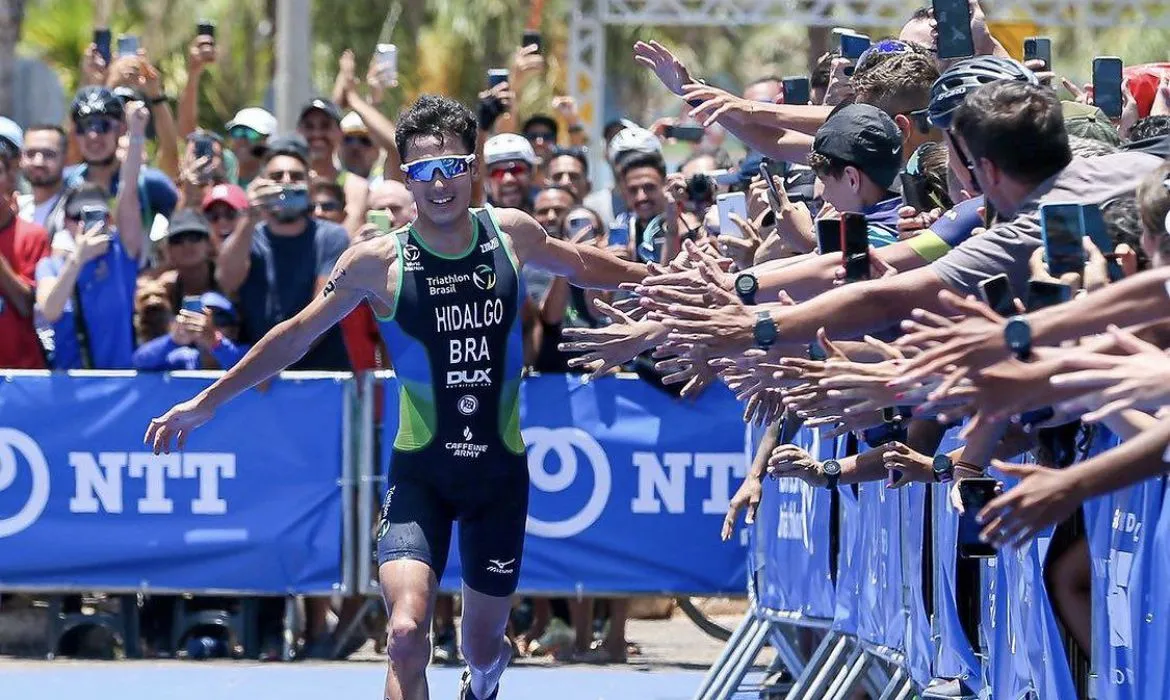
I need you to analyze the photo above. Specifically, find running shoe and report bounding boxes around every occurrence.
[457,668,499,700]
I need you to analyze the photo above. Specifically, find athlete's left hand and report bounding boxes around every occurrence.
[145,397,216,454]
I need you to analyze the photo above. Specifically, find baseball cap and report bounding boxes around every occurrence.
[202,183,248,212]
[484,133,538,167]
[71,86,125,121]
[298,98,343,125]
[1061,101,1122,147]
[226,107,278,136]
[200,291,238,322]
[263,134,310,165]
[607,126,662,163]
[340,111,368,135]
[812,103,903,191]
[0,116,22,151]
[63,187,110,218]
[152,209,211,243]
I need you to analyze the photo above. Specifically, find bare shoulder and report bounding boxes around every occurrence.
[493,207,545,237]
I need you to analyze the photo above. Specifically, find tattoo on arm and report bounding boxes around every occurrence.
[322,268,348,297]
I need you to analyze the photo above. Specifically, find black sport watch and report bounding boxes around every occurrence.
[1004,315,1033,360]
[753,310,778,349]
[821,459,841,490]
[735,273,758,305]
[932,454,955,483]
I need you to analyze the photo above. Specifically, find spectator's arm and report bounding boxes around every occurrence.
[116,103,149,261]
[215,210,259,295]
[133,334,181,370]
[539,275,571,326]
[0,253,33,318]
[137,57,180,181]
[346,90,402,182]
[342,172,370,239]
[1031,266,1170,347]
[35,255,83,323]
[752,238,932,302]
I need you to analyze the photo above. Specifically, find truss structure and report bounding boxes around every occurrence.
[569,0,1170,183]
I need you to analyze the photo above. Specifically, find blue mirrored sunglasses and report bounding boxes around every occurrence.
[400,155,476,182]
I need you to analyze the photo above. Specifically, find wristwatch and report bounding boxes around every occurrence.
[753,310,777,349]
[932,454,955,483]
[1004,315,1033,360]
[735,273,758,305]
[148,94,169,106]
[821,460,841,490]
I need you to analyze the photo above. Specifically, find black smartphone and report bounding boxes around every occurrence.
[842,212,870,282]
[978,274,1016,316]
[809,342,827,361]
[663,124,705,142]
[1027,280,1072,311]
[197,19,216,39]
[759,162,783,212]
[93,28,112,64]
[957,478,998,559]
[192,133,215,160]
[782,76,811,105]
[1092,56,1124,119]
[487,69,510,89]
[1023,37,1052,69]
[816,218,842,255]
[522,29,542,53]
[839,33,871,60]
[1040,202,1085,276]
[932,0,975,59]
[1081,203,1124,282]
[899,172,932,213]
[81,205,106,231]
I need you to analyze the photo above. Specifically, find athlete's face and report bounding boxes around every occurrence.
[403,134,476,227]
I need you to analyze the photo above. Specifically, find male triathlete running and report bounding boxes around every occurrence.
[144,95,648,700]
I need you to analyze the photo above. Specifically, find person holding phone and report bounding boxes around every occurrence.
[146,95,649,700]
[0,132,52,369]
[807,104,905,247]
[151,210,218,309]
[132,291,249,372]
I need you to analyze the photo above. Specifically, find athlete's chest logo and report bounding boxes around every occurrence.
[403,243,423,272]
[472,264,496,291]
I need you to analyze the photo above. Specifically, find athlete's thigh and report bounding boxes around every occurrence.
[376,472,456,585]
[456,464,529,597]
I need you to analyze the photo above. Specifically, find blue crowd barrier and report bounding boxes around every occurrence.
[370,372,750,595]
[0,371,351,594]
[746,424,1170,700]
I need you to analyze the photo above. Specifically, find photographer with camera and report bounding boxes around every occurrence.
[214,134,351,372]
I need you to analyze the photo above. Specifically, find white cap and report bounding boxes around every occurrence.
[483,133,537,167]
[340,111,368,135]
[225,107,277,136]
[607,126,661,163]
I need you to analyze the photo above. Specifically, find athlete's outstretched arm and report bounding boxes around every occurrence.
[145,242,393,454]
[499,208,648,290]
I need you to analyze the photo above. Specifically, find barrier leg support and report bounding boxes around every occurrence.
[693,611,766,700]
[825,648,872,700]
[705,615,773,700]
[787,632,851,700]
[877,667,908,700]
[767,626,805,680]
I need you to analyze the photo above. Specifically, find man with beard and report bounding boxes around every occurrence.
[0,126,51,369]
[483,133,538,212]
[64,87,178,231]
[17,124,68,229]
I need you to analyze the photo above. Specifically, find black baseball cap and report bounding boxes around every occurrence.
[298,98,343,125]
[165,209,212,240]
[263,134,310,165]
[812,103,903,191]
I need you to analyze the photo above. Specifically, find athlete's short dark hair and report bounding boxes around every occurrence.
[395,95,478,162]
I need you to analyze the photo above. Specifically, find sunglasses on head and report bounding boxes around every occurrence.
[76,117,117,135]
[400,155,476,182]
[228,126,265,143]
[343,135,372,147]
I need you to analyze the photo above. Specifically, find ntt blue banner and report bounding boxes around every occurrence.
[384,374,749,594]
[0,372,346,593]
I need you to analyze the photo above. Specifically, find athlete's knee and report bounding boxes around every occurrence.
[460,628,508,671]
[386,616,431,670]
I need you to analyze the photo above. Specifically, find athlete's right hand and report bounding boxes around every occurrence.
[722,475,762,542]
[145,398,216,454]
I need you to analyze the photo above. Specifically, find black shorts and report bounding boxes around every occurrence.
[375,456,529,597]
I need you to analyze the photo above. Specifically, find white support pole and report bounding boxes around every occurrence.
[275,0,313,135]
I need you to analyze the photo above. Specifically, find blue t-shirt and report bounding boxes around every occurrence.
[132,334,249,371]
[862,196,904,248]
[237,218,351,371]
[35,235,138,369]
[907,196,986,262]
[63,164,179,222]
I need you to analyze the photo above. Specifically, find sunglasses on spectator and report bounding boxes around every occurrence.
[76,117,117,135]
[856,39,914,68]
[313,200,343,213]
[400,155,476,182]
[228,126,265,143]
[343,135,373,147]
[205,208,240,224]
[267,169,308,183]
[167,230,209,246]
[489,162,530,180]
[525,131,555,143]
